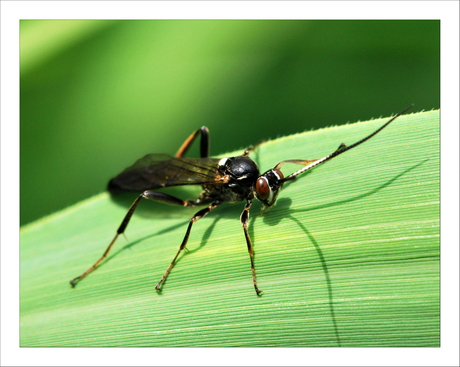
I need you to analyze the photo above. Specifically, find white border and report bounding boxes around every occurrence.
[2,1,459,366]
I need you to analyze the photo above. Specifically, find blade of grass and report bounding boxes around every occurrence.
[20,110,439,346]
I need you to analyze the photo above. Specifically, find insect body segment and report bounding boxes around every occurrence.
[255,168,284,206]
[70,106,412,295]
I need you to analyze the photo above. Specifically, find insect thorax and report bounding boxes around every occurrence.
[208,156,261,203]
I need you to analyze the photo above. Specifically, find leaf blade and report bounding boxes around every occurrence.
[20,110,440,346]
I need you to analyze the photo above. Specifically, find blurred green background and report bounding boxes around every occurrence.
[20,20,440,226]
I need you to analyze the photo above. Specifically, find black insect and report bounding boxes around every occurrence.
[70,106,412,295]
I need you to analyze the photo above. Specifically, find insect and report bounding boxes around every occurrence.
[70,106,412,295]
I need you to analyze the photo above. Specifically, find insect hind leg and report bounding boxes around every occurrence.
[176,126,209,158]
[70,190,197,287]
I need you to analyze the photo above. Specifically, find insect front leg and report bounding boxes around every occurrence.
[243,140,264,157]
[155,201,220,292]
[240,199,262,296]
[70,190,195,287]
[176,126,209,158]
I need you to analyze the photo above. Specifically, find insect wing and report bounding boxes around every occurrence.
[109,154,223,192]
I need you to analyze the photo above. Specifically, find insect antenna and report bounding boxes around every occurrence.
[280,104,413,183]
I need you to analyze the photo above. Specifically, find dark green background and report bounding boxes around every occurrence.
[20,20,440,226]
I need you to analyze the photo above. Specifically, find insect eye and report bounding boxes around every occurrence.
[273,168,284,181]
[256,177,270,201]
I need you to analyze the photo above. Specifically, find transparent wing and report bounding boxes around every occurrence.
[108,154,223,192]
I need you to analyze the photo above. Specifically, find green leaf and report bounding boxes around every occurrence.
[20,110,439,346]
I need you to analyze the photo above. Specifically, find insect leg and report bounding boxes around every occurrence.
[240,199,262,296]
[243,140,264,156]
[155,201,220,292]
[274,159,319,171]
[175,126,209,158]
[70,190,193,287]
